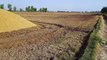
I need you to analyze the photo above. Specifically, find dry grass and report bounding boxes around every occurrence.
[0,9,37,32]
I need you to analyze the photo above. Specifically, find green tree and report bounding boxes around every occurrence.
[33,8,37,12]
[39,8,42,12]
[13,6,17,12]
[43,8,47,12]
[0,4,4,9]
[25,7,28,12]
[25,6,31,12]
[31,6,37,12]
[27,6,31,12]
[8,4,12,11]
[39,8,48,12]
[20,8,24,12]
[31,6,34,12]
[25,6,37,12]
[101,7,107,14]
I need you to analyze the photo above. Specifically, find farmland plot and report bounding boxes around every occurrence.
[0,12,99,60]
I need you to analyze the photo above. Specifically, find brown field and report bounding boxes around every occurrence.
[0,12,99,60]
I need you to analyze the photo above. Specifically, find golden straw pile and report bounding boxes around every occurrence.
[0,9,37,32]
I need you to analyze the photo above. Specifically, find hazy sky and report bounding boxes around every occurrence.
[0,0,107,11]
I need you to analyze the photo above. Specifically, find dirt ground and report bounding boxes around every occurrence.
[0,12,98,60]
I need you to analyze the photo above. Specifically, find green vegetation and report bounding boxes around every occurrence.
[31,6,37,12]
[0,3,48,12]
[101,7,107,14]
[25,6,30,12]
[25,6,37,12]
[39,8,48,12]
[8,4,12,11]
[13,6,17,12]
[0,4,4,9]
[20,8,24,12]
[80,16,103,60]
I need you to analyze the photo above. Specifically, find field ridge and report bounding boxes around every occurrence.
[80,16,105,60]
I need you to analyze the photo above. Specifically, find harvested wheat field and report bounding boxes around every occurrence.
[0,11,99,60]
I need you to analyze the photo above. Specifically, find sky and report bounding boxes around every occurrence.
[0,0,107,11]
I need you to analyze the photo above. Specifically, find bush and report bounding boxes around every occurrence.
[101,7,107,14]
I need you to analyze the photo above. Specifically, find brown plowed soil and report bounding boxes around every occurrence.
[0,12,98,60]
[16,12,97,31]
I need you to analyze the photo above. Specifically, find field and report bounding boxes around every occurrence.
[0,12,99,60]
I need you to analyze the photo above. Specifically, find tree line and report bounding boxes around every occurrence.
[0,4,107,13]
[0,4,48,12]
